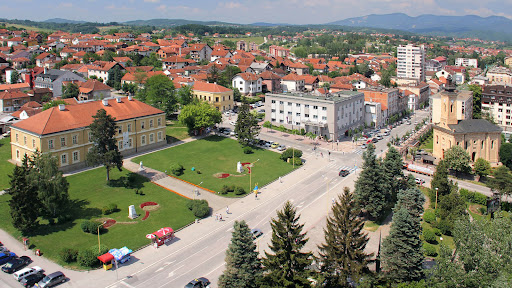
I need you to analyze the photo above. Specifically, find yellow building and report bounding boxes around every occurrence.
[10,97,166,172]
[191,81,234,112]
[432,78,501,164]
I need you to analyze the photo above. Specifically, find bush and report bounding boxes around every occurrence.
[243,147,253,154]
[423,243,438,257]
[170,163,184,176]
[479,207,487,215]
[502,201,512,212]
[433,228,441,236]
[280,148,303,161]
[234,186,246,195]
[77,248,99,267]
[290,156,302,166]
[423,229,437,244]
[423,210,436,224]
[220,185,230,194]
[102,203,118,215]
[187,199,210,218]
[437,219,453,236]
[59,248,78,263]
[80,220,101,234]
[459,188,488,205]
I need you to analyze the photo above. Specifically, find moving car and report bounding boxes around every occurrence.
[185,277,211,288]
[271,142,279,149]
[20,272,45,287]
[251,228,263,239]
[35,271,66,288]
[338,169,350,177]
[1,256,30,273]
[0,252,16,265]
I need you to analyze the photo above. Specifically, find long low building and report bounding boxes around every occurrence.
[10,97,166,172]
[264,91,364,141]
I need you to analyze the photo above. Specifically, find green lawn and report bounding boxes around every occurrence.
[134,135,296,195]
[0,137,15,190]
[166,121,190,143]
[213,36,266,45]
[419,134,433,153]
[0,168,195,268]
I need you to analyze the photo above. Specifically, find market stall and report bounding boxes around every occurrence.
[97,246,133,270]
[97,252,115,270]
[146,227,174,248]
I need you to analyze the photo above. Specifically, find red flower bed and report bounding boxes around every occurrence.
[142,211,150,221]
[218,173,230,178]
[140,202,158,209]
[103,219,116,228]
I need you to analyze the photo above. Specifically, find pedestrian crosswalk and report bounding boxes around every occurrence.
[354,149,364,155]
[326,162,358,174]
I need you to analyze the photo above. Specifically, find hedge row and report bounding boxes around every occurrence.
[459,188,488,206]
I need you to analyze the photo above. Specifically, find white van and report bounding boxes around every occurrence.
[14,266,43,281]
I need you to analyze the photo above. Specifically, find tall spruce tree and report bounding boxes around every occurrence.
[7,155,39,234]
[261,201,312,288]
[354,143,386,219]
[86,109,123,182]
[235,98,260,146]
[219,220,261,288]
[382,146,404,203]
[381,207,424,282]
[395,187,425,220]
[318,187,373,287]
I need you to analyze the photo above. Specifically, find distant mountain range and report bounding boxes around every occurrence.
[328,13,512,41]
[123,18,234,27]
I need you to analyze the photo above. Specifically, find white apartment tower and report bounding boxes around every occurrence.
[397,44,426,83]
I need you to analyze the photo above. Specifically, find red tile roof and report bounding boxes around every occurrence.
[236,72,260,81]
[192,81,232,93]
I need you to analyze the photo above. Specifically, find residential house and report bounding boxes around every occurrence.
[76,79,112,101]
[487,66,512,85]
[303,75,319,92]
[87,62,125,82]
[11,101,43,120]
[481,84,512,132]
[361,87,401,122]
[281,73,305,92]
[288,62,309,75]
[210,49,233,62]
[162,56,191,70]
[249,62,273,74]
[34,69,86,97]
[188,43,212,61]
[260,71,282,93]
[192,81,234,112]
[232,73,262,96]
[121,71,166,87]
[10,97,166,172]
[0,90,32,112]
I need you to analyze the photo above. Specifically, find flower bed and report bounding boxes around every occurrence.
[103,219,117,229]
[142,211,150,221]
[140,202,158,209]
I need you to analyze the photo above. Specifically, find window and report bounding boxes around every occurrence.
[32,139,36,148]
[23,136,26,145]
[313,115,318,119]
[279,119,284,123]
[118,126,122,134]
[88,132,92,142]
[296,113,301,116]
[288,111,292,115]
[72,135,78,145]
[313,106,318,109]
[141,135,146,145]
[149,133,154,143]
[322,116,327,120]
[16,150,19,160]
[141,121,145,129]
[481,141,484,149]
[15,134,18,142]
[127,124,132,132]
[322,107,327,111]
[157,118,162,126]
[279,110,284,114]
[305,104,309,108]
[128,138,133,148]
[61,154,67,165]
[271,100,276,103]
[288,102,292,106]
[61,137,66,147]
[271,109,276,112]
[118,140,123,150]
[296,103,301,107]
[305,114,309,117]
[295,122,300,125]
[48,139,54,149]
[279,101,284,104]
[72,151,79,162]
[157,131,162,140]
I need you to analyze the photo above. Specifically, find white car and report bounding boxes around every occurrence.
[14,266,43,281]
[229,121,236,126]
[224,111,231,116]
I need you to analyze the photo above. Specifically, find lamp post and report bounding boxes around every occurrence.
[435,187,439,210]
[250,159,260,193]
[98,221,107,254]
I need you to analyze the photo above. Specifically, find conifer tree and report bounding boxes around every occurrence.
[261,201,312,288]
[7,155,39,234]
[318,187,373,287]
[354,143,386,219]
[382,146,404,203]
[235,98,260,146]
[381,207,424,282]
[219,220,261,288]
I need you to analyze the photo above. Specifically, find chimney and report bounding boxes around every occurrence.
[58,104,65,111]
[128,96,133,101]
[102,99,109,106]
[116,97,122,103]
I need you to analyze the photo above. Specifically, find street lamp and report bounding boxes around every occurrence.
[250,159,260,193]
[435,187,439,210]
[98,221,107,254]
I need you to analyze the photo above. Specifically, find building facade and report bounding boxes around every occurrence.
[431,87,472,125]
[10,97,166,172]
[455,58,478,68]
[264,91,364,140]
[361,87,400,122]
[487,66,512,85]
[191,81,234,112]
[34,69,85,97]
[481,84,512,132]
[232,73,262,96]
[397,44,426,83]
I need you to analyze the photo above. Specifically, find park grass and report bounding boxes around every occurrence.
[166,121,190,143]
[0,22,54,33]
[0,167,195,268]
[213,36,266,45]
[133,135,296,195]
[0,137,15,190]
[419,134,433,153]
[422,221,455,252]
[363,221,379,232]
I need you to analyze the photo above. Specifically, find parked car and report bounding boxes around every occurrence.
[1,256,30,273]
[14,266,43,281]
[0,252,16,265]
[372,138,379,143]
[360,144,367,149]
[229,121,236,126]
[338,169,350,177]
[271,142,279,149]
[258,140,266,146]
[224,111,231,116]
[20,272,45,287]
[0,246,9,253]
[185,277,211,288]
[277,145,286,151]
[251,228,263,239]
[264,141,272,148]
[415,178,425,185]
[35,271,66,288]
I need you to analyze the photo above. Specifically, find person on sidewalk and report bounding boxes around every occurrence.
[226,206,230,214]
[219,214,223,221]
[215,213,218,221]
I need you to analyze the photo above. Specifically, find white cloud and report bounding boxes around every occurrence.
[218,2,242,9]
[144,0,160,3]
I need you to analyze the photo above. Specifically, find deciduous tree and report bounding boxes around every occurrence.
[499,142,512,169]
[177,85,194,106]
[62,82,79,99]
[474,158,491,180]
[179,102,221,133]
[430,160,456,207]
[488,165,512,197]
[86,109,123,182]
[137,74,177,118]
[261,201,312,288]
[443,145,472,176]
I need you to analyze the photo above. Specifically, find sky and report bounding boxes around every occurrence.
[1,0,511,24]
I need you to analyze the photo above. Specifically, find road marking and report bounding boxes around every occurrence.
[163,261,174,266]
[226,227,233,232]
[120,281,136,288]
[160,252,224,287]
[155,267,164,273]
[166,264,184,278]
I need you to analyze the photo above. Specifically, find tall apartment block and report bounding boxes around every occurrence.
[397,44,426,83]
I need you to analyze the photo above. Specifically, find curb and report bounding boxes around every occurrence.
[152,182,192,199]
[166,174,217,194]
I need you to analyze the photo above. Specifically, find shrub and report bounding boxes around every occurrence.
[187,199,210,218]
[433,228,441,236]
[290,156,302,166]
[423,243,438,257]
[243,147,253,154]
[423,210,436,224]
[170,163,184,176]
[479,207,487,215]
[59,248,78,263]
[102,203,118,215]
[437,219,453,236]
[502,201,512,212]
[234,186,246,195]
[81,220,101,234]
[280,148,303,161]
[423,229,437,244]
[220,185,230,194]
[459,188,488,205]
[77,248,99,267]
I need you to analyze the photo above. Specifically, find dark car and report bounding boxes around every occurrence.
[372,138,379,143]
[20,272,45,287]
[35,271,66,288]
[0,252,16,265]
[338,169,350,177]
[251,228,263,239]
[185,277,211,288]
[1,256,30,273]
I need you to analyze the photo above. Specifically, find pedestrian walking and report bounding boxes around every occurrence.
[279,176,282,183]
[215,213,218,221]
[219,214,223,221]
[255,192,258,199]
[321,152,323,158]
[226,206,230,214]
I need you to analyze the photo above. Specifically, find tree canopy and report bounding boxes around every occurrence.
[136,74,177,118]
[443,145,471,175]
[178,102,222,133]
[235,100,260,146]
